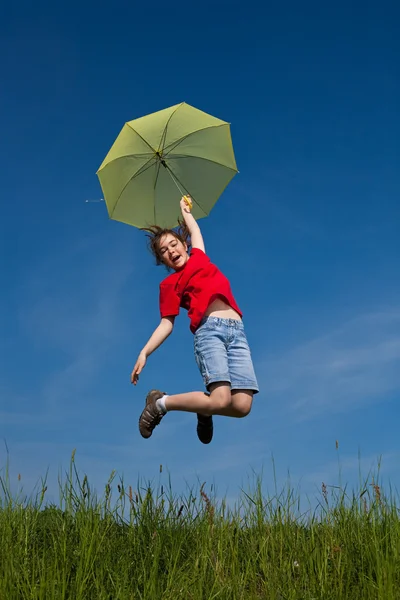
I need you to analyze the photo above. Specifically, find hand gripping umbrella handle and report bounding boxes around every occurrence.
[183,195,192,209]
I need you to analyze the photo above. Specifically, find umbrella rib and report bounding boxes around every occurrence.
[152,160,163,224]
[98,153,153,172]
[167,153,238,173]
[126,123,157,153]
[110,157,156,217]
[159,103,183,152]
[163,123,228,157]
[154,160,162,190]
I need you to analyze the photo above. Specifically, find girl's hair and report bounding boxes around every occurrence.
[141,219,191,269]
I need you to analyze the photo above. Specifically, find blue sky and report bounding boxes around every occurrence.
[1,0,399,507]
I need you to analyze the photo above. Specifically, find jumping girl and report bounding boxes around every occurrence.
[131,196,259,444]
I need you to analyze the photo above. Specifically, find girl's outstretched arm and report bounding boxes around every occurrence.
[180,196,205,253]
[131,316,175,385]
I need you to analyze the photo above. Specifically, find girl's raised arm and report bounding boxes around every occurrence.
[180,196,205,253]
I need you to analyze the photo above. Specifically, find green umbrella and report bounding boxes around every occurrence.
[96,102,238,228]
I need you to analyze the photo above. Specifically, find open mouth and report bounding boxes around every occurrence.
[172,255,181,264]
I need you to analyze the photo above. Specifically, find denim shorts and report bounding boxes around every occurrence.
[193,317,259,393]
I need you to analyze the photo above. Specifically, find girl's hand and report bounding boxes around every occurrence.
[131,352,147,385]
[180,195,192,214]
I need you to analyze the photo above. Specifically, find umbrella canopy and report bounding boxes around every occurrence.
[97,102,238,228]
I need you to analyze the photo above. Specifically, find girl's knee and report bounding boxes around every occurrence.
[209,385,232,411]
[231,392,253,418]
[234,401,252,418]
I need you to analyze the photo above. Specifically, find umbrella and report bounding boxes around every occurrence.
[96,102,238,228]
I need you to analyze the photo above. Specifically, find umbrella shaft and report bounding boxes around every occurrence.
[157,152,185,196]
[165,164,185,197]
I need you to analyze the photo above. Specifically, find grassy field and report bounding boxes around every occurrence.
[1,452,399,600]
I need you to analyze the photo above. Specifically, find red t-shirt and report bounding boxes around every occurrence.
[159,248,242,333]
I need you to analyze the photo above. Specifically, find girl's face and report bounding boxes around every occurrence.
[158,233,189,271]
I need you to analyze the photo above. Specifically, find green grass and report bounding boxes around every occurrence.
[1,452,400,599]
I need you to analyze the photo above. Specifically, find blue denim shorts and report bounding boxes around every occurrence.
[193,317,259,393]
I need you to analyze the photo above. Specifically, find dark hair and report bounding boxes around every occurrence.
[141,219,191,270]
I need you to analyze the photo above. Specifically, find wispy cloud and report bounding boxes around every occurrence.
[14,232,135,418]
[259,309,400,419]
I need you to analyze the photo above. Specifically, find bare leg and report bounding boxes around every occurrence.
[165,383,253,418]
[230,390,253,416]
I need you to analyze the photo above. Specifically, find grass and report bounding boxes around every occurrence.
[1,451,400,599]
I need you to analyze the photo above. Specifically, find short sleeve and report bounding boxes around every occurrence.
[190,248,209,262]
[159,282,181,318]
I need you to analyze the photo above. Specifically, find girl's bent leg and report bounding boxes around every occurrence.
[165,384,253,418]
[165,382,230,415]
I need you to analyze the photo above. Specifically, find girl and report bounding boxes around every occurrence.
[131,196,259,444]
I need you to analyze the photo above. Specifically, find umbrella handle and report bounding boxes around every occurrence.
[183,195,193,210]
